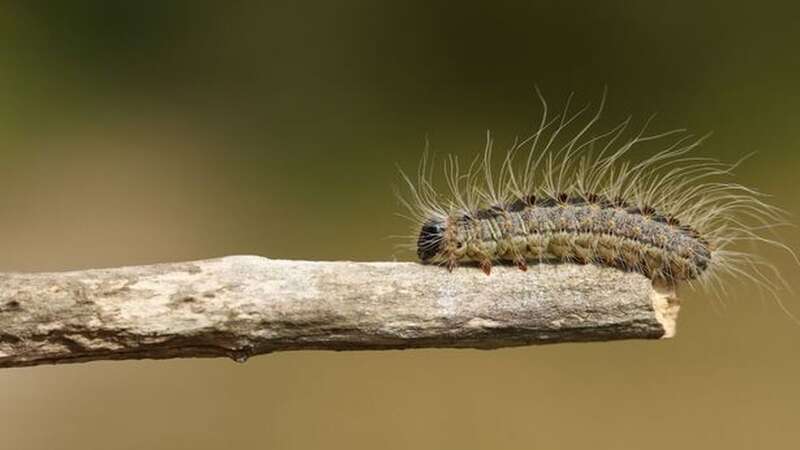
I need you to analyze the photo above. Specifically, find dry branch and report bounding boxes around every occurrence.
[0,256,679,368]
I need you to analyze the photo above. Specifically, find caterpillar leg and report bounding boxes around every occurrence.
[479,259,492,275]
[514,256,528,271]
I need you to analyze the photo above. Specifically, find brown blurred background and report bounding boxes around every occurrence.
[1,2,799,449]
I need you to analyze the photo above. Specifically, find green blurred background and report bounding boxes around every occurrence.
[1,2,799,449]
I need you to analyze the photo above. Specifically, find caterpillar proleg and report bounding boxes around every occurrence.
[396,90,795,302]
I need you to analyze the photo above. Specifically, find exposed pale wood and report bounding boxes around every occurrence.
[0,256,678,368]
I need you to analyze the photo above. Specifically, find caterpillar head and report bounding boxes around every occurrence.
[417,219,446,262]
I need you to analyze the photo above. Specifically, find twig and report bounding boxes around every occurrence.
[0,256,679,368]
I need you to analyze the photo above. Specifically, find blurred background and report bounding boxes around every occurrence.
[1,2,799,449]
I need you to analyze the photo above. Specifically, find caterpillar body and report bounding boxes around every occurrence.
[417,193,710,281]
[397,91,793,297]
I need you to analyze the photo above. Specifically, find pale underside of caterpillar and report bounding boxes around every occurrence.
[396,91,793,297]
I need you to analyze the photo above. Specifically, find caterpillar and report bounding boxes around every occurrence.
[396,90,794,299]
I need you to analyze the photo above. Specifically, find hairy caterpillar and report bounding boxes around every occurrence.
[396,91,794,300]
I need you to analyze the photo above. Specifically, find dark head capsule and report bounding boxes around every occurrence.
[417,219,445,262]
